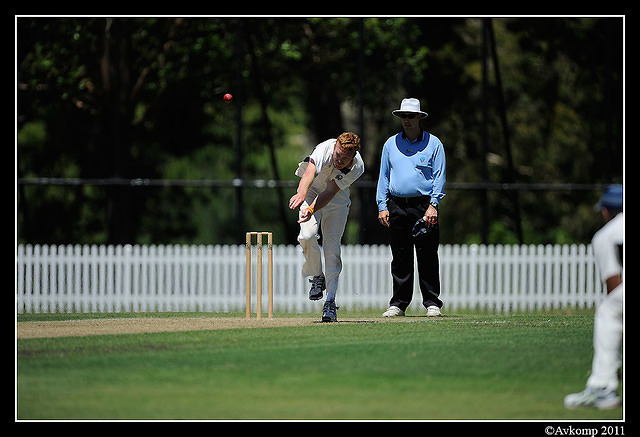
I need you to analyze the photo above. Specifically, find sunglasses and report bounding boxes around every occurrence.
[398,113,419,119]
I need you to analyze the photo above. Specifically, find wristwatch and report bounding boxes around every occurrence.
[430,201,439,210]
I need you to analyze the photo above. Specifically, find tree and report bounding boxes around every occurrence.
[17,17,623,245]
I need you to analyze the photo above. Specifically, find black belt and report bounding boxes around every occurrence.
[389,195,430,206]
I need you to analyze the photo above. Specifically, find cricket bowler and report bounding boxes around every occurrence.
[288,132,365,322]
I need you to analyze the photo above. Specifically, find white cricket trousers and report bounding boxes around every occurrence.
[297,201,349,297]
[587,283,624,392]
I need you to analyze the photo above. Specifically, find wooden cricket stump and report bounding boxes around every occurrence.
[245,232,273,320]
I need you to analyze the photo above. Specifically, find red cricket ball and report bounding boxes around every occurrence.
[223,93,233,103]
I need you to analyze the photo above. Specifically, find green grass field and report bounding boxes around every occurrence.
[16,311,624,422]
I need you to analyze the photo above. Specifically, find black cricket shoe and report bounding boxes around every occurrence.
[309,274,325,301]
[321,300,339,322]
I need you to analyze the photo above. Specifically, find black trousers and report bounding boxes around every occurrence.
[387,195,443,311]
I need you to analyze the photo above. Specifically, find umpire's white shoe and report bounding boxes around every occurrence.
[564,387,620,410]
[426,305,442,317]
[382,306,405,317]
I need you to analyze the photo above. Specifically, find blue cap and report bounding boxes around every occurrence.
[596,184,623,210]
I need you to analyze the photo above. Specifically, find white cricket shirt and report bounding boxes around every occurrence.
[592,212,624,283]
[295,138,365,206]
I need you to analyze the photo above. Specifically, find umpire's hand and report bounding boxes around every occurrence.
[378,210,390,227]
[425,205,438,227]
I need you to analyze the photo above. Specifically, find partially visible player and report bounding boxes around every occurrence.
[564,184,623,409]
[288,132,365,322]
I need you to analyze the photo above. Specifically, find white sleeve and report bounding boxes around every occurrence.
[591,214,623,282]
[309,139,334,174]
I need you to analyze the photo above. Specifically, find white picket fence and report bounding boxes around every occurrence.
[15,243,604,314]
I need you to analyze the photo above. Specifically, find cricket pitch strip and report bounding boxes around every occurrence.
[16,316,398,339]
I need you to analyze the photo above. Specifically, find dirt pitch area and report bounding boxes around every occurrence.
[16,316,386,339]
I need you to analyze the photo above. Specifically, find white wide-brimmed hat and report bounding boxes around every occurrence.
[392,98,428,118]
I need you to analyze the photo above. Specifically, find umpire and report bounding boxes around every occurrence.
[376,98,446,317]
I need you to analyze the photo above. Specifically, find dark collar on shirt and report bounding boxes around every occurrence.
[304,155,352,174]
[401,129,426,142]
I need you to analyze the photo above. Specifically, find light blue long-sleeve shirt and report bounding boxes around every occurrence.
[376,131,446,211]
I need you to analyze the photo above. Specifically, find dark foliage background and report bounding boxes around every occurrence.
[17,17,623,245]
